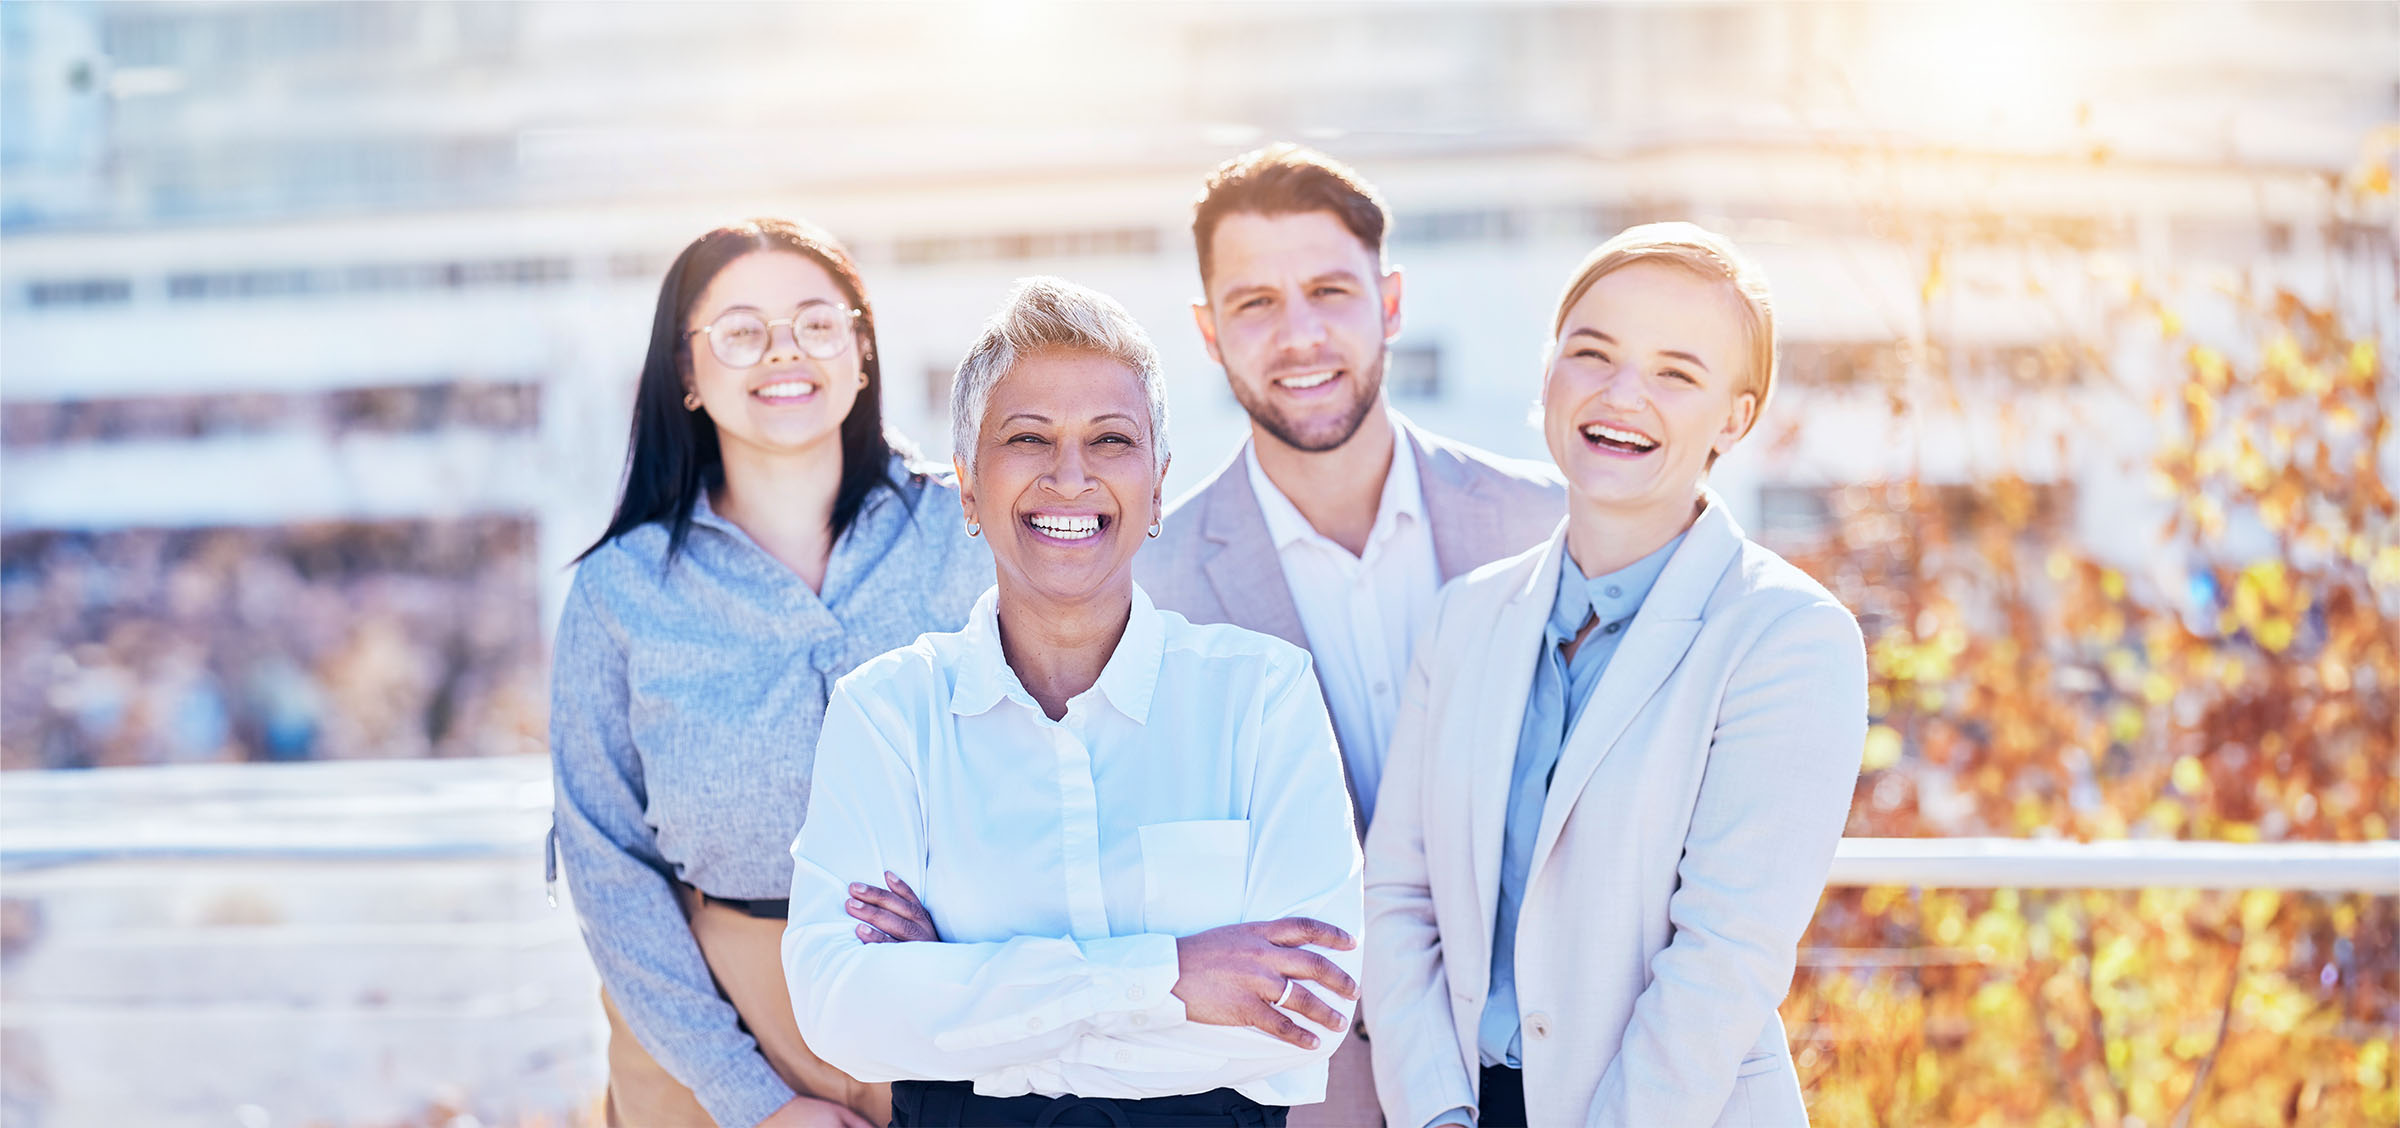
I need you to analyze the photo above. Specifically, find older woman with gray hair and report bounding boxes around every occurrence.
[782,277,1365,1128]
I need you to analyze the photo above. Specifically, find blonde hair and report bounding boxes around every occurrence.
[1550,221,1776,438]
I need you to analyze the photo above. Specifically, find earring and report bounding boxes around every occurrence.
[682,391,701,411]
[965,521,981,538]
[858,372,870,389]
[1147,519,1162,539]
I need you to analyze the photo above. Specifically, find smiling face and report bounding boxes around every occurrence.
[1194,210,1404,453]
[1542,259,1759,518]
[958,349,1166,608]
[685,251,865,458]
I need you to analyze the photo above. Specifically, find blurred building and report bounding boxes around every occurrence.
[3,1,2395,770]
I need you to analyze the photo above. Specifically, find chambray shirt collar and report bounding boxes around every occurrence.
[949,582,1166,724]
[1549,531,1686,644]
[1244,412,1424,554]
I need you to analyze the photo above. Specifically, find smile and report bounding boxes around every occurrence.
[1025,513,1105,541]
[1580,422,1659,454]
[753,380,819,400]
[1274,369,1340,391]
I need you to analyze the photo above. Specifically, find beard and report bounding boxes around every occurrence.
[1229,345,1388,453]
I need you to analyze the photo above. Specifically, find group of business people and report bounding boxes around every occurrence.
[548,145,1869,1128]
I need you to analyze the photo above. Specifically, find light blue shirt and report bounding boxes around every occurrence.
[549,456,991,1128]
[1479,531,1686,1069]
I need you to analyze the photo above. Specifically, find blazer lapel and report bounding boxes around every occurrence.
[1408,417,1503,584]
[1526,498,1744,883]
[1197,444,1308,649]
[1469,527,1569,938]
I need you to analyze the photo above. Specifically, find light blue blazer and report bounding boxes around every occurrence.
[1363,492,1867,1128]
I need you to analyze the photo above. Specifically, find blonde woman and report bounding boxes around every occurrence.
[1363,223,1866,1128]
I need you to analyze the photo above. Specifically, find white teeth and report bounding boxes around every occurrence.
[1276,370,1338,390]
[1582,423,1658,450]
[1028,514,1102,540]
[754,381,818,398]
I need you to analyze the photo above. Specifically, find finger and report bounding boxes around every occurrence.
[859,877,935,932]
[846,898,932,941]
[850,884,928,926]
[1265,916,1355,951]
[1243,1000,1320,1050]
[1271,947,1359,1000]
[1274,983,1346,1033]
[885,871,921,903]
[855,922,896,943]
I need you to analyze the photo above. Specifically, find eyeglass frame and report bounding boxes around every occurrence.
[683,300,865,367]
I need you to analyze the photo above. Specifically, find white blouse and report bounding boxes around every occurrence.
[782,584,1363,1106]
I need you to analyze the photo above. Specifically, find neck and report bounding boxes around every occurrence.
[710,433,845,589]
[995,580,1132,720]
[1565,488,1705,579]
[1250,401,1396,557]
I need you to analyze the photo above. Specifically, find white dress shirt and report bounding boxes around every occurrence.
[783,583,1363,1106]
[1243,421,1442,827]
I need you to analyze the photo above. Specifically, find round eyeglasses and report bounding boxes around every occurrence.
[686,301,861,368]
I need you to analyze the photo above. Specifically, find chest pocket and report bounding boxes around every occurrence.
[1139,819,1250,937]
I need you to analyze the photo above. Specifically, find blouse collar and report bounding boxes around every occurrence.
[949,581,1166,725]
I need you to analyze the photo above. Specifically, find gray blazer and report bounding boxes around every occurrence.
[1135,415,1565,812]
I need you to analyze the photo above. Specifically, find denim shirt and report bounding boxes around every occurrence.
[549,455,991,1127]
[1479,531,1686,1070]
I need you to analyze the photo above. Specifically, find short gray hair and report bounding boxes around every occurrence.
[950,276,1171,476]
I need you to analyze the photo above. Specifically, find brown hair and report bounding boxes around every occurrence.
[1191,143,1390,288]
[1552,221,1778,439]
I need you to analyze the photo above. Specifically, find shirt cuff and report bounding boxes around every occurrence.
[691,1050,799,1128]
[1426,1106,1475,1128]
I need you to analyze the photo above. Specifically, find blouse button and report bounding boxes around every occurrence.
[811,642,843,673]
[1604,622,1622,635]
[1526,1012,1552,1039]
[1605,585,1622,599]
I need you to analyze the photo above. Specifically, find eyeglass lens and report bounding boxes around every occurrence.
[706,303,851,367]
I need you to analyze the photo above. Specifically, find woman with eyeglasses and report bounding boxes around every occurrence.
[551,218,990,1128]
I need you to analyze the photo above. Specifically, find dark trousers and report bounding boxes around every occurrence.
[890,1080,1288,1128]
[1477,1065,1527,1128]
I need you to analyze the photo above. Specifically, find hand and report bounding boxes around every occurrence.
[847,870,938,942]
[1171,917,1358,1049]
[755,1095,874,1128]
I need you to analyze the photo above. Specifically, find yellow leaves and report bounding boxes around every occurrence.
[2371,545,2400,591]
[2172,755,2208,796]
[2140,672,2176,707]
[2046,549,2073,581]
[2156,308,2184,339]
[2239,889,2280,932]
[2359,1039,2391,1093]
[2231,560,2310,652]
[2182,382,2218,435]
[2107,703,2145,744]
[2100,569,2126,602]
[1921,247,1946,304]
[1861,724,1904,771]
[2349,339,2378,384]
[2189,345,2231,393]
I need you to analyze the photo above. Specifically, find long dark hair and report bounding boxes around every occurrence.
[580,218,897,564]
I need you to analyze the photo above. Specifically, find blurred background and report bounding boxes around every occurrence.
[1,2,2394,1125]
